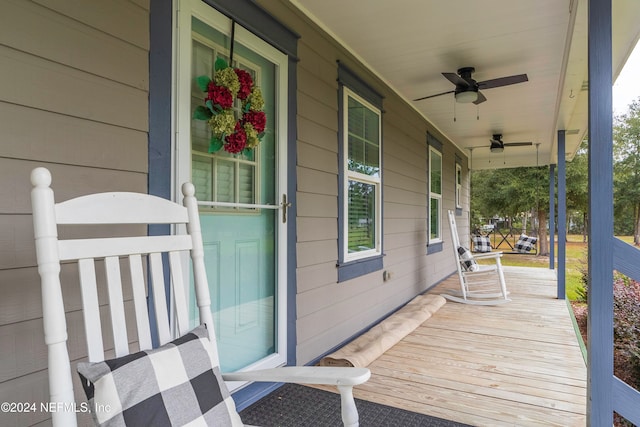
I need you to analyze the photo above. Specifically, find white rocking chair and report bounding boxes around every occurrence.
[30,167,370,427]
[442,210,510,305]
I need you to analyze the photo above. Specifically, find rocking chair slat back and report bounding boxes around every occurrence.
[77,258,104,361]
[149,251,172,346]
[105,255,129,357]
[129,253,153,349]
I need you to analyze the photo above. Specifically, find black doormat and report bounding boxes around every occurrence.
[239,383,474,427]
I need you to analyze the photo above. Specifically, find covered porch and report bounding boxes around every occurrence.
[317,266,586,426]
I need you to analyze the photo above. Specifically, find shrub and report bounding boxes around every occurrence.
[579,272,640,390]
[612,276,640,385]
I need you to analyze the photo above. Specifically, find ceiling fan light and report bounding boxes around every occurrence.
[490,145,504,153]
[455,90,478,103]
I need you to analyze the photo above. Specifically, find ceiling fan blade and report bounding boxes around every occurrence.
[413,90,455,102]
[442,72,470,88]
[503,141,533,147]
[473,91,487,105]
[477,74,528,90]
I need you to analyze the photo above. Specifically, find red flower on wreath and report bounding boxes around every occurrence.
[235,69,253,100]
[224,123,247,153]
[243,110,266,133]
[206,82,233,109]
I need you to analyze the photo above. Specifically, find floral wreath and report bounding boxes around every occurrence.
[193,58,266,155]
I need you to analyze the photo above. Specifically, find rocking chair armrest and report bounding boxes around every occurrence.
[222,366,371,386]
[472,251,503,260]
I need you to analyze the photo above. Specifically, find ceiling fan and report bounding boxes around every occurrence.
[488,134,533,153]
[413,67,528,105]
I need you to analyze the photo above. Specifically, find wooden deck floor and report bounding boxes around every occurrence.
[321,266,587,426]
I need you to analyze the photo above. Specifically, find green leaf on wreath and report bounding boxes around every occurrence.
[209,136,224,153]
[196,75,211,92]
[205,100,216,114]
[193,106,213,120]
[243,102,251,113]
[242,148,252,157]
[257,132,265,139]
[215,58,229,71]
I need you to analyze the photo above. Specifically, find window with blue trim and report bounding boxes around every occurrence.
[337,63,384,282]
[429,146,442,242]
[455,162,462,209]
[427,133,443,253]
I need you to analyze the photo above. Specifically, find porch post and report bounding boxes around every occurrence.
[549,164,555,270]
[557,132,566,299]
[587,0,614,423]
[148,0,174,346]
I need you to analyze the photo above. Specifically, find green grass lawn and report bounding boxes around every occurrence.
[478,234,637,300]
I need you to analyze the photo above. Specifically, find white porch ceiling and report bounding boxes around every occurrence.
[289,0,640,170]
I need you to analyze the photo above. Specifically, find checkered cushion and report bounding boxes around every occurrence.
[471,235,492,253]
[77,325,242,427]
[457,246,479,271]
[515,234,538,253]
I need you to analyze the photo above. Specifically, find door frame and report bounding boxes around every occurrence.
[173,0,289,374]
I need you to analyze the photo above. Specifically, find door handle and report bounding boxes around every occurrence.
[281,194,292,223]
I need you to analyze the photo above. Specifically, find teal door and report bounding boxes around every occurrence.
[177,1,288,374]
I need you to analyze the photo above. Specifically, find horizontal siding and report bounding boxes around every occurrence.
[298,91,338,132]
[297,115,338,150]
[0,103,147,173]
[297,217,338,242]
[32,0,150,49]
[296,239,337,268]
[297,166,338,196]
[297,141,338,174]
[0,1,149,425]
[385,169,427,193]
[296,192,336,217]
[1,0,148,90]
[0,370,51,427]
[0,45,147,131]
[384,231,427,251]
[0,159,147,215]
[0,301,139,384]
[296,261,338,293]
[298,65,337,109]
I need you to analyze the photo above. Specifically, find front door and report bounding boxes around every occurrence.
[176,0,288,374]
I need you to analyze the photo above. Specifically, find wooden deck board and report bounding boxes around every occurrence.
[316,266,587,426]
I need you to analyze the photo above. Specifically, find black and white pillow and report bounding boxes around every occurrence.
[515,234,538,253]
[457,246,479,271]
[77,325,242,427]
[471,235,492,253]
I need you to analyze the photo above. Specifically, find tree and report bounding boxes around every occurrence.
[566,140,588,241]
[471,166,550,255]
[613,98,640,245]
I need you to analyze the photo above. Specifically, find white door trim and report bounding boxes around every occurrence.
[173,0,289,378]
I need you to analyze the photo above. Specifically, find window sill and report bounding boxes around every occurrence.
[427,242,443,254]
[337,255,384,283]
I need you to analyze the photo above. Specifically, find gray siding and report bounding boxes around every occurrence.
[0,1,149,425]
[258,1,470,365]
